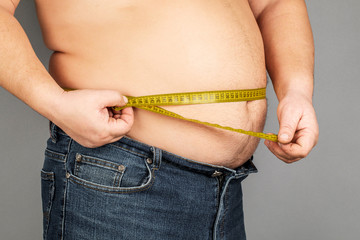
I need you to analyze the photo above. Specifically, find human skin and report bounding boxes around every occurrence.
[0,0,318,168]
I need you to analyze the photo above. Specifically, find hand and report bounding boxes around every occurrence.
[264,91,319,163]
[52,89,134,148]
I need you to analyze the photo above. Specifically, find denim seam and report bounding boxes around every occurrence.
[41,170,55,181]
[162,158,212,176]
[108,143,149,159]
[74,161,80,176]
[220,183,229,239]
[213,177,222,240]
[45,149,66,157]
[61,138,73,240]
[45,149,66,162]
[216,177,221,209]
[41,171,55,239]
[151,147,162,170]
[45,155,66,163]
[67,160,155,194]
[43,183,54,239]
[113,171,124,188]
[112,173,119,187]
[213,176,235,240]
[78,154,127,172]
[68,172,155,194]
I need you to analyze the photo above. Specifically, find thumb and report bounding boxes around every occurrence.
[98,90,128,108]
[278,108,300,144]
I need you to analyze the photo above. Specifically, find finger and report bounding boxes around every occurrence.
[278,107,302,144]
[99,91,128,108]
[107,107,114,117]
[113,114,122,119]
[118,107,133,124]
[280,131,315,159]
[265,129,314,162]
[264,131,301,162]
[110,108,122,119]
[112,108,122,115]
[108,107,134,137]
[265,140,299,163]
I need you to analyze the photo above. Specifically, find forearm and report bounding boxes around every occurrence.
[250,0,314,101]
[0,7,63,121]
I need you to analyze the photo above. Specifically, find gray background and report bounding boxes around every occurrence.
[0,0,359,239]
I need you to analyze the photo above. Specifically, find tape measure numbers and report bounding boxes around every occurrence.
[111,88,278,142]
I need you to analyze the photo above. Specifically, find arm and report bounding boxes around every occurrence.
[249,0,319,163]
[0,0,133,147]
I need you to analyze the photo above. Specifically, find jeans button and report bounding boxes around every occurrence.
[76,153,82,162]
[118,165,125,172]
[211,170,223,177]
[146,158,153,164]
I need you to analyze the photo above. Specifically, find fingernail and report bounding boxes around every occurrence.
[280,134,289,141]
[123,96,128,104]
[264,140,269,147]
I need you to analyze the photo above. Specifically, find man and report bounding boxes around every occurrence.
[0,0,318,239]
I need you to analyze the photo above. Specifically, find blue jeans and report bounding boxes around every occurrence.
[41,122,257,240]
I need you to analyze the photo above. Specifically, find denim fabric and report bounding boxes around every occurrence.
[41,122,257,240]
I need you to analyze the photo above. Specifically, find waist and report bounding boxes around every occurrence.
[61,81,268,168]
[49,121,258,175]
[55,67,268,168]
[127,98,267,168]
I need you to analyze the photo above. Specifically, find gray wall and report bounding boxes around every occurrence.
[0,0,359,239]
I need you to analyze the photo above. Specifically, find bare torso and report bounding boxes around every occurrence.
[35,0,267,168]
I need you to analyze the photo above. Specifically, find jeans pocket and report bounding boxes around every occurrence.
[74,153,126,188]
[41,170,55,238]
[69,149,154,193]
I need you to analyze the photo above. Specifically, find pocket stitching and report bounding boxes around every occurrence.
[74,154,126,187]
[45,149,66,162]
[76,154,126,172]
[68,168,154,194]
[41,170,55,181]
[113,171,124,187]
[40,170,55,238]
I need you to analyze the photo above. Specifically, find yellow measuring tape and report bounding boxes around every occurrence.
[64,88,278,142]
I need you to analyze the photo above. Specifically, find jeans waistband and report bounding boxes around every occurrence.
[49,121,257,178]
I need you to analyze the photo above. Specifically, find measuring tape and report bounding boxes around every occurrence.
[64,88,278,142]
[115,88,277,142]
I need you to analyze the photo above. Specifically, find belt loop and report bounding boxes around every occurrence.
[150,146,162,170]
[49,121,58,143]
